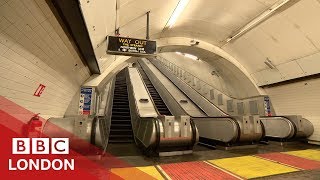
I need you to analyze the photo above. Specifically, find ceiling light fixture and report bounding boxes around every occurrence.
[166,0,190,28]
[176,52,199,60]
[226,0,290,43]
[184,53,199,60]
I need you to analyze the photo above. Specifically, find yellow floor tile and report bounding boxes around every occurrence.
[137,166,164,180]
[284,149,320,161]
[111,166,162,180]
[208,156,298,179]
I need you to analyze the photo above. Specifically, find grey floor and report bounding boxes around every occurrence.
[106,141,320,179]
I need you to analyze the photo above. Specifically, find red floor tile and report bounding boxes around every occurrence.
[160,161,239,180]
[257,153,320,170]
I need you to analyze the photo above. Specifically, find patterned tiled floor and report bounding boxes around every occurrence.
[111,149,320,179]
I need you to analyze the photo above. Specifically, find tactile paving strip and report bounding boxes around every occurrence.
[110,149,320,180]
[257,152,320,170]
[160,161,239,180]
[111,167,162,179]
[208,156,298,179]
[284,149,320,161]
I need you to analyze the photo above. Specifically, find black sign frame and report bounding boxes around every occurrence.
[107,36,157,57]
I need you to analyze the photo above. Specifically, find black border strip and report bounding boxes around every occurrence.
[90,117,98,145]
[48,0,100,74]
[261,73,320,88]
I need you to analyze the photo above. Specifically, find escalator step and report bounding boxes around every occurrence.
[110,129,132,131]
[111,123,131,126]
[111,108,130,112]
[112,113,130,116]
[108,139,134,143]
[111,115,131,119]
[111,120,131,124]
[109,134,133,138]
[113,102,129,105]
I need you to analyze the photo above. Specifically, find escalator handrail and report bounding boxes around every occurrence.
[260,116,297,139]
[102,77,116,153]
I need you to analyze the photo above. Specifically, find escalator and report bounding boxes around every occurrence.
[136,63,172,116]
[139,58,264,146]
[109,69,134,143]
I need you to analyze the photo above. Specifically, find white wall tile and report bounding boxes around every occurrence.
[0,3,22,24]
[0,16,11,31]
[264,78,320,142]
[0,0,90,119]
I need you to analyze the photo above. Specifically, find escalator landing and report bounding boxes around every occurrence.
[106,143,142,156]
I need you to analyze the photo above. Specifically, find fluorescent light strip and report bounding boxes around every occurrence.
[184,53,199,60]
[176,52,199,60]
[167,0,190,28]
[226,0,290,43]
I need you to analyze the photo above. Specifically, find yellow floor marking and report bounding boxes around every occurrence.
[137,166,165,180]
[111,166,162,180]
[208,156,298,179]
[204,161,244,180]
[155,165,172,180]
[284,149,320,161]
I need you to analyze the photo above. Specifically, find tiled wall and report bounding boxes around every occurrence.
[264,78,320,143]
[0,0,91,119]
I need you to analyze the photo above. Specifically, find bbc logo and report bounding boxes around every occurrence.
[12,138,69,154]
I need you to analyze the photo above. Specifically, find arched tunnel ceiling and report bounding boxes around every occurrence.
[158,45,261,97]
[80,0,320,87]
[117,0,279,45]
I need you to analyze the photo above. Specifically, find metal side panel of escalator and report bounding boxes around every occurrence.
[139,58,264,146]
[127,66,198,156]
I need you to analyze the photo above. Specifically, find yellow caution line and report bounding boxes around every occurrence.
[283,149,320,161]
[111,166,163,180]
[208,156,299,179]
[155,165,172,180]
[137,166,165,180]
[204,161,244,180]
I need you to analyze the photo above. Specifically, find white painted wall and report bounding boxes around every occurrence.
[79,0,117,73]
[0,0,90,119]
[223,0,320,86]
[159,52,228,95]
[264,78,320,142]
[159,52,261,98]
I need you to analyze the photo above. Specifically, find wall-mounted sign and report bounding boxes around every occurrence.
[264,96,272,116]
[107,36,156,56]
[79,87,95,115]
[34,84,46,97]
